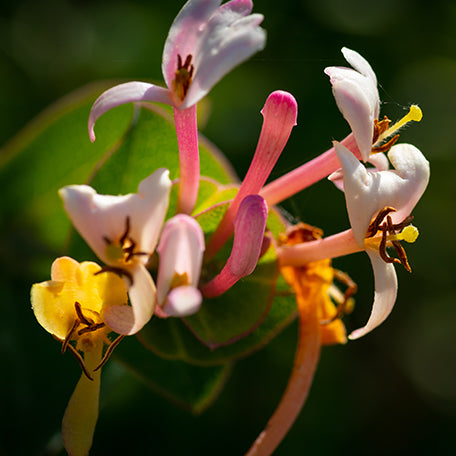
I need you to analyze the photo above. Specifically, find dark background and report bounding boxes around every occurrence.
[1,0,455,454]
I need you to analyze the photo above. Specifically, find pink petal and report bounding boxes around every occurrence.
[348,250,398,340]
[156,214,205,306]
[103,264,156,335]
[162,285,202,317]
[88,82,173,142]
[163,0,266,109]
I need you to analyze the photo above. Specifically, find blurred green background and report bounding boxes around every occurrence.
[1,0,455,454]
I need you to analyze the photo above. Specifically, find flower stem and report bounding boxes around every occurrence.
[245,274,321,456]
[174,105,199,214]
[260,134,360,206]
[277,229,363,266]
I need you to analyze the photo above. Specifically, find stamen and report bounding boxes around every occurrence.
[66,343,94,381]
[78,323,106,336]
[94,334,125,372]
[366,206,396,238]
[320,269,357,325]
[74,301,94,326]
[372,134,399,154]
[94,265,134,285]
[62,319,79,353]
[375,105,422,144]
[172,54,194,102]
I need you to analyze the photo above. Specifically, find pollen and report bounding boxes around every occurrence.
[394,225,419,243]
[375,105,423,145]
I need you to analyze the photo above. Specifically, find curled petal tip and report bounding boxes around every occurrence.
[261,90,298,127]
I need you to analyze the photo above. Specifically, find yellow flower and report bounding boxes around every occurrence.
[31,256,128,456]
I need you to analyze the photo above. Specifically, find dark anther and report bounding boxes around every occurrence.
[94,334,125,372]
[366,206,396,238]
[369,207,414,272]
[66,344,94,381]
[78,322,106,336]
[94,265,134,285]
[173,54,194,101]
[371,117,399,154]
[62,320,79,353]
[75,301,94,326]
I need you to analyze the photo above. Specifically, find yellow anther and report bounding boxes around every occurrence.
[376,105,423,144]
[393,225,419,243]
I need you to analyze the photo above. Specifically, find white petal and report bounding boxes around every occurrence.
[341,47,377,89]
[348,250,398,340]
[325,48,380,161]
[102,264,156,335]
[162,285,202,317]
[163,0,266,109]
[335,142,430,246]
[156,214,205,306]
[162,0,223,88]
[59,168,172,265]
[88,82,173,141]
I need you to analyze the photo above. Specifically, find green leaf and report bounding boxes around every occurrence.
[114,335,232,414]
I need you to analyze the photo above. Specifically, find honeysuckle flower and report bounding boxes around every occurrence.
[59,168,172,335]
[88,0,266,214]
[335,141,429,339]
[206,90,297,258]
[277,142,429,339]
[31,256,128,456]
[202,194,268,298]
[155,214,205,317]
[324,47,380,162]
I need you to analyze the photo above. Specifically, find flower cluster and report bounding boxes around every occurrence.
[30,1,429,455]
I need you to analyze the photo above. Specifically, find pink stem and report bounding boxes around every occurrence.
[277,229,363,266]
[260,134,360,206]
[174,105,199,214]
[245,277,321,456]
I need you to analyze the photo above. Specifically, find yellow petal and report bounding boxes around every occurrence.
[62,341,102,456]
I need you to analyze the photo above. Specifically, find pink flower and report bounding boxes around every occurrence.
[88,0,266,215]
[156,214,205,317]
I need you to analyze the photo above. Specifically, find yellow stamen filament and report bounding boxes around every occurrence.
[376,105,423,144]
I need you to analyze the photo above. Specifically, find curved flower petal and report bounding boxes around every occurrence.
[162,285,203,317]
[156,214,205,307]
[348,250,397,340]
[102,264,156,335]
[88,82,173,142]
[325,48,379,161]
[334,142,430,246]
[59,168,172,265]
[163,0,266,109]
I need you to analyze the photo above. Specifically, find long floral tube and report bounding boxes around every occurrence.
[245,277,321,456]
[206,90,297,258]
[173,105,199,214]
[260,134,360,206]
[277,229,363,266]
[201,195,268,298]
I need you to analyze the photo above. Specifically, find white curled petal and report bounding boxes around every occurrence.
[88,82,173,141]
[349,250,398,340]
[335,142,430,246]
[368,152,389,171]
[181,1,266,108]
[102,264,156,335]
[325,67,378,161]
[162,285,202,317]
[156,214,205,306]
[341,47,377,91]
[59,169,172,265]
[162,0,223,87]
